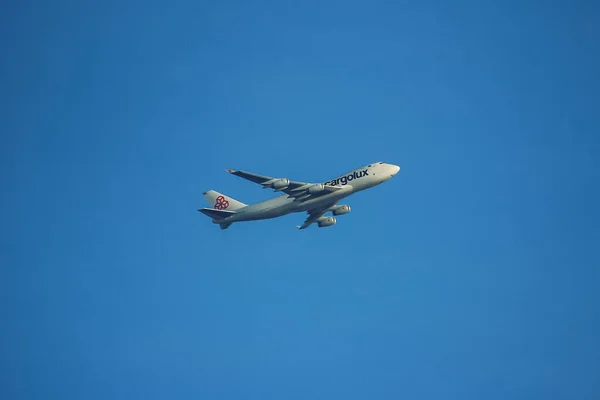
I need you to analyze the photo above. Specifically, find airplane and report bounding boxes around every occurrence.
[198,162,400,230]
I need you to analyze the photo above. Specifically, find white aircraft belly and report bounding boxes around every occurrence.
[295,187,353,211]
[232,190,348,222]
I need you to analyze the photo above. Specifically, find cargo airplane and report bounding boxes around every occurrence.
[198,162,400,230]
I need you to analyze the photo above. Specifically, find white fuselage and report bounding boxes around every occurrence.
[217,162,400,224]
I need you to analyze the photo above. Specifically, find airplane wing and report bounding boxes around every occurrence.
[226,168,343,202]
[296,203,337,230]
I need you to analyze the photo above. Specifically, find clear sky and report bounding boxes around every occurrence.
[2,1,599,399]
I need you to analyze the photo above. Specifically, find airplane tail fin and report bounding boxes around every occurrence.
[203,190,246,211]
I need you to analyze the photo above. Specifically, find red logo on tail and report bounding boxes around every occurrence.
[214,195,230,210]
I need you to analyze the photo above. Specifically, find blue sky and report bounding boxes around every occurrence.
[2,0,599,399]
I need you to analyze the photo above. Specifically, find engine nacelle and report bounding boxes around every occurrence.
[333,205,351,216]
[318,217,336,228]
[308,183,325,194]
[272,178,290,190]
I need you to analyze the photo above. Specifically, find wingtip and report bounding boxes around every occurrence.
[225,168,235,174]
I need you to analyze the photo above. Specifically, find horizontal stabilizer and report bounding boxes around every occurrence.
[198,208,236,220]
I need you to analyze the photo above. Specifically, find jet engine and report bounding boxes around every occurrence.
[318,217,336,227]
[308,183,325,194]
[333,205,351,216]
[272,178,290,190]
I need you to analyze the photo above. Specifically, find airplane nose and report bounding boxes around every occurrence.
[390,165,400,175]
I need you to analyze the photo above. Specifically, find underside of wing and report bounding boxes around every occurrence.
[226,168,342,202]
[296,203,338,230]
